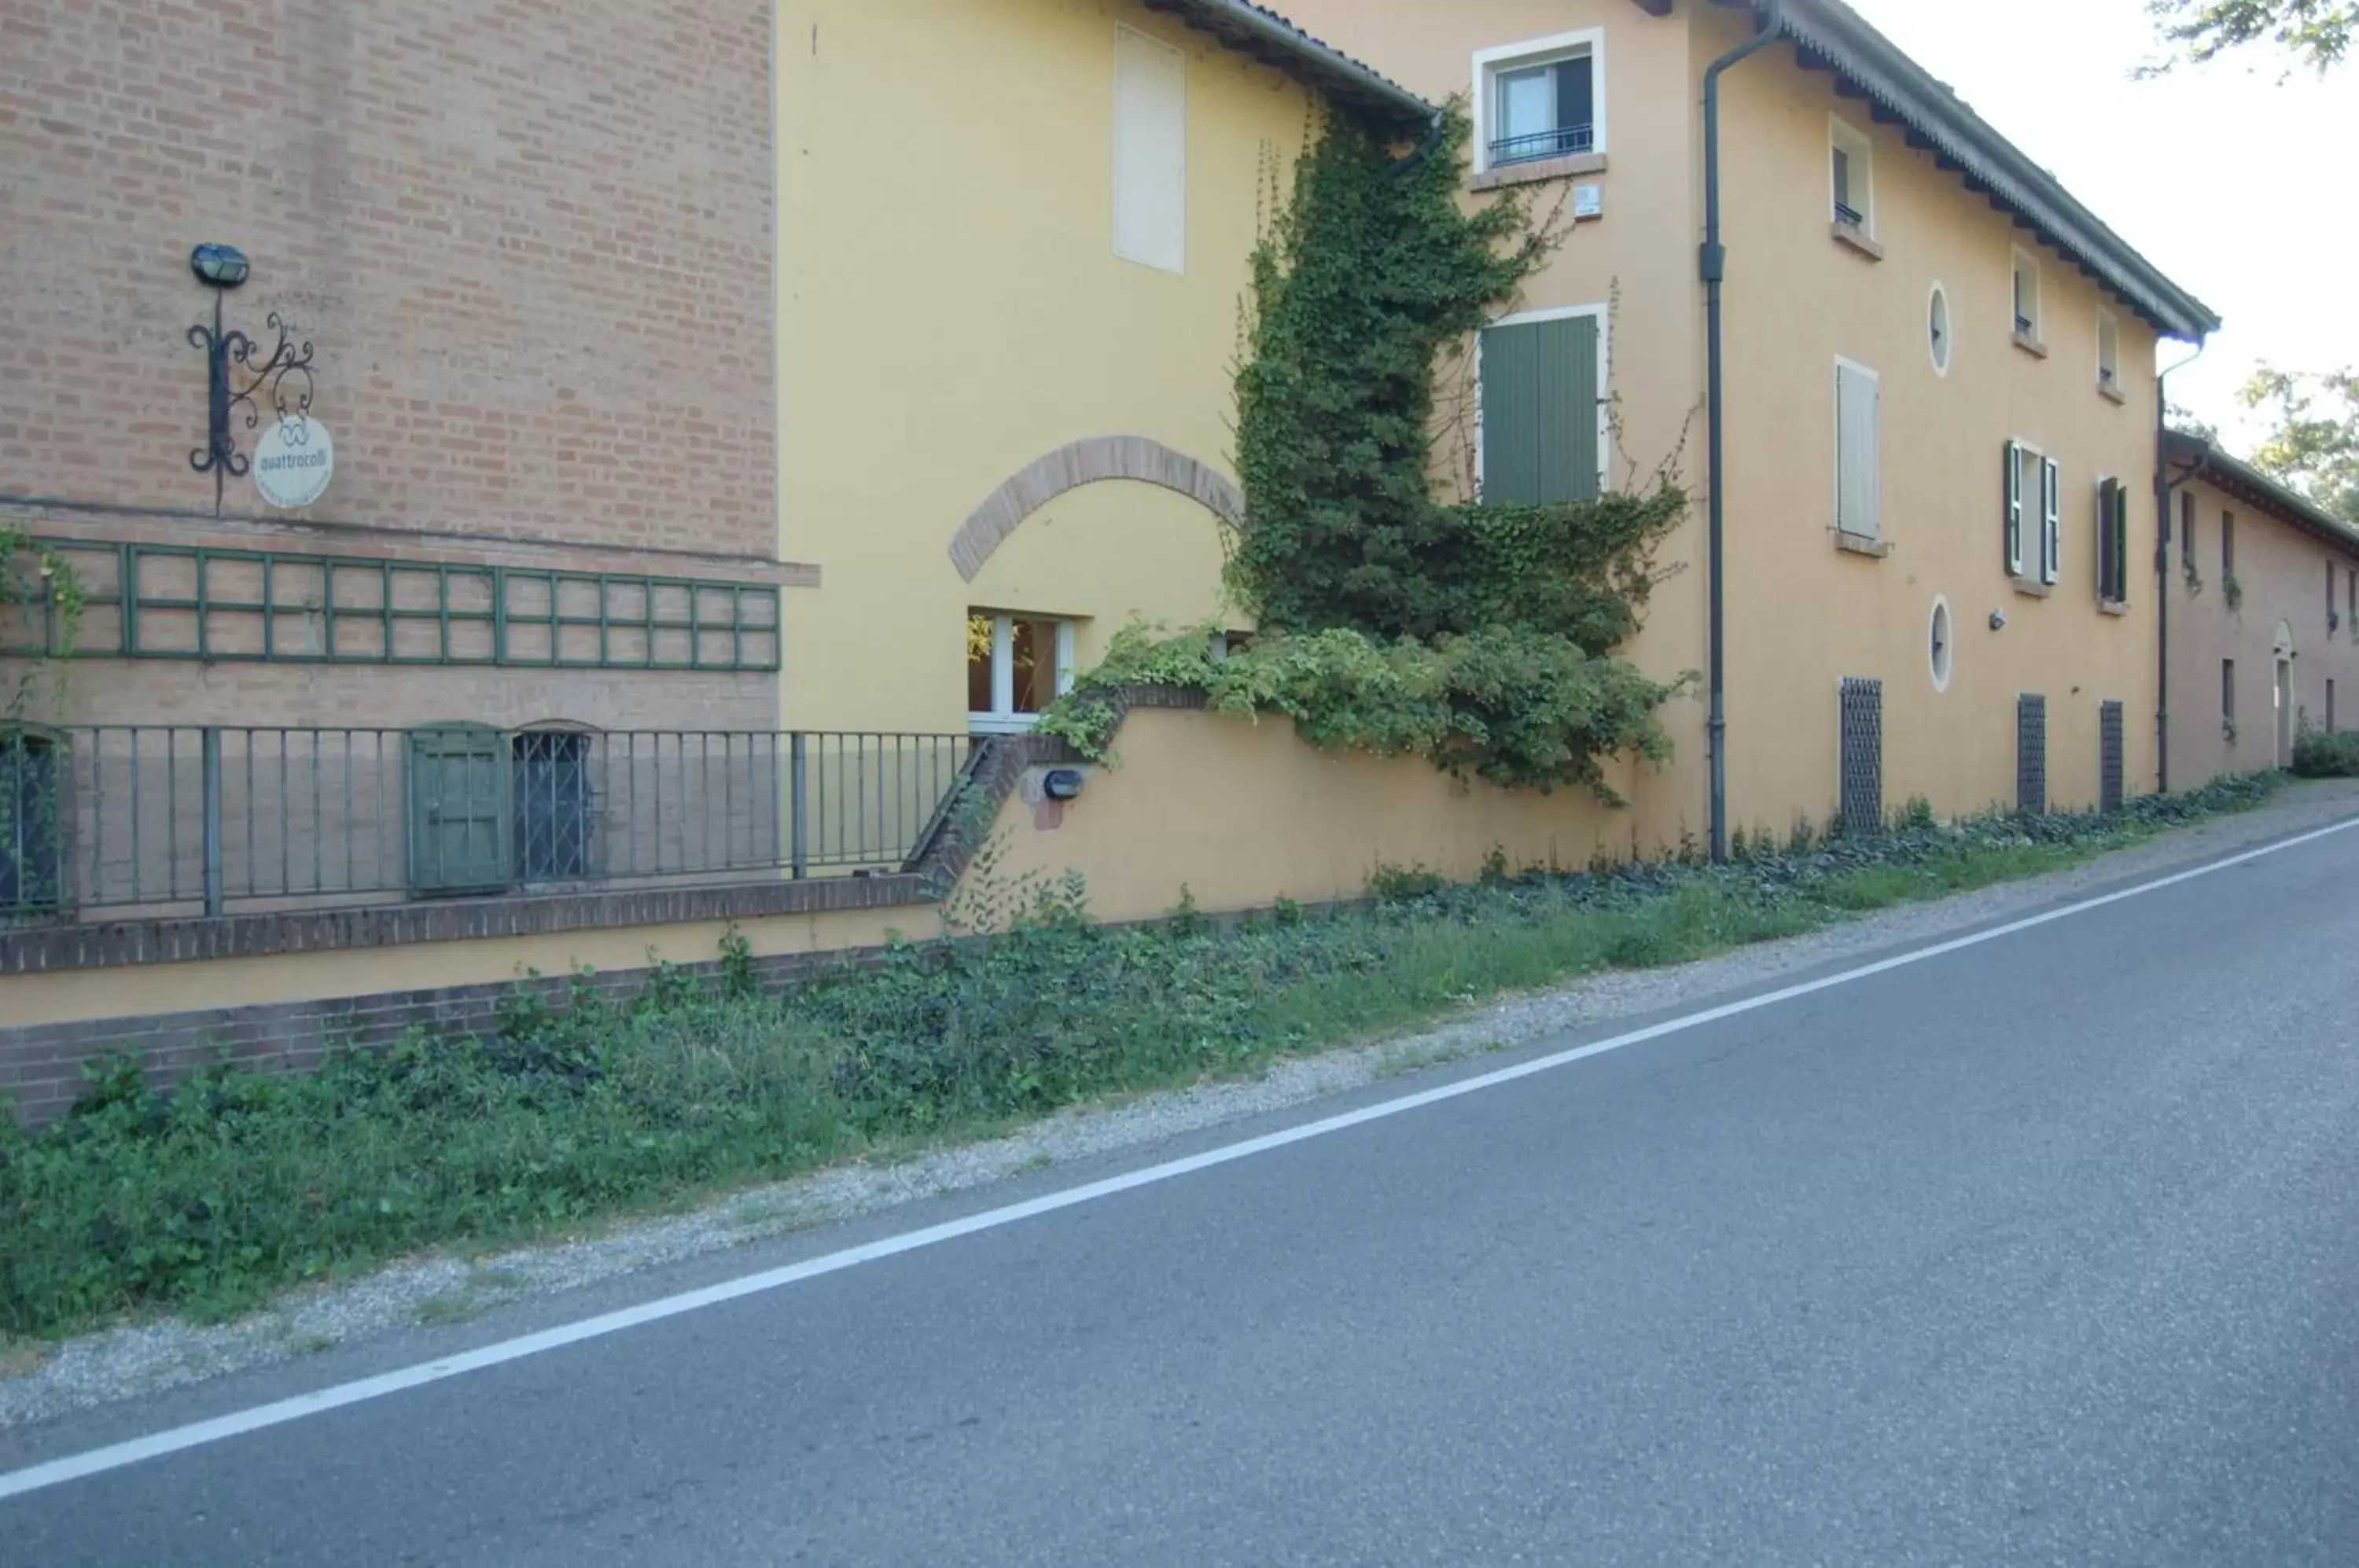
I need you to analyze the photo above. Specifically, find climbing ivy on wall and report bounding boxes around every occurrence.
[1044,109,1690,800]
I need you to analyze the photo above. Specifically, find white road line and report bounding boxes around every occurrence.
[5,812,2354,1502]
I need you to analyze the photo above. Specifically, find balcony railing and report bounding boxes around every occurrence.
[0,725,975,922]
[1833,200,1865,229]
[1487,123,1595,167]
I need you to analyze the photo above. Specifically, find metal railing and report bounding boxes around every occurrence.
[1833,200,1865,228]
[1488,123,1595,167]
[0,725,976,921]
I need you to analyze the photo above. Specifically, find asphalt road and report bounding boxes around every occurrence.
[8,821,2359,1566]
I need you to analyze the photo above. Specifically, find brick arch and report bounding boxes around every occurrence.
[948,436,1245,583]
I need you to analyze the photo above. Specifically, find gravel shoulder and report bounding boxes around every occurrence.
[6,778,2354,1430]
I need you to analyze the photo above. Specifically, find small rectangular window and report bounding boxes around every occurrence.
[968,612,1076,734]
[2330,679,2339,733]
[1113,26,1187,274]
[2004,440,2055,582]
[2332,561,2341,631]
[1835,359,1881,539]
[2181,491,2196,572]
[2011,249,2042,342]
[1475,31,1605,173]
[1829,117,1874,235]
[2221,510,2236,576]
[513,731,595,883]
[2096,311,2120,392]
[1492,55,1595,165]
[2223,658,2236,721]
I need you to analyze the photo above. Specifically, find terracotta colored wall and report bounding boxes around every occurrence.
[2165,473,2359,785]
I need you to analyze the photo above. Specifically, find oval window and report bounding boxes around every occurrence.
[1928,284,1952,376]
[1929,597,1954,691]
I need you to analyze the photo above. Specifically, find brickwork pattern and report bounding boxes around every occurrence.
[0,0,775,556]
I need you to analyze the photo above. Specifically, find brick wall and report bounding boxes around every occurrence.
[0,945,891,1127]
[1,0,776,555]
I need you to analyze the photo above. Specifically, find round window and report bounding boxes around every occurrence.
[1929,597,1954,691]
[1928,284,1952,376]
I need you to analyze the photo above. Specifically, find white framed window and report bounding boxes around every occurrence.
[1476,302,1610,503]
[1473,29,1604,174]
[1927,282,1952,376]
[2004,439,2061,585]
[1829,116,1874,236]
[1834,357,1882,539]
[2011,248,2043,343]
[2096,309,2121,394]
[1113,25,1186,274]
[966,613,1076,735]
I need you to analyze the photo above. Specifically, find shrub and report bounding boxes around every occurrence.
[2291,727,2359,777]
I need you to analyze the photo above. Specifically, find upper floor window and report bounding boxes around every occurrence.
[1478,306,1606,503]
[2221,509,2236,577]
[2004,440,2060,586]
[1113,26,1186,274]
[1829,116,1874,237]
[1835,358,1882,541]
[1474,31,1603,173]
[2011,248,2044,346]
[2096,310,2121,396]
[1927,283,1952,375]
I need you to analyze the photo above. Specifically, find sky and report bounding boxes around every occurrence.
[1840,0,2359,452]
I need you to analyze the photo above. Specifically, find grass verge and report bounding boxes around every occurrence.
[0,773,2285,1343]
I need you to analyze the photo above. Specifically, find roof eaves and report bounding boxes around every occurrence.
[2166,429,2359,557]
[1143,0,1435,127]
[1731,0,2220,341]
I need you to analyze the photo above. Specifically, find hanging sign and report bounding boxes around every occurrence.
[252,415,334,510]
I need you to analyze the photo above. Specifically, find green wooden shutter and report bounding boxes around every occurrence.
[2004,441,2024,576]
[2041,457,2062,585]
[2097,478,2120,600]
[1481,315,1599,506]
[406,725,513,893]
[2114,481,2132,605]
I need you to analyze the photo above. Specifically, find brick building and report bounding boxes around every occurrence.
[3,0,803,908]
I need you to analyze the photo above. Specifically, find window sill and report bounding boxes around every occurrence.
[1468,151,1607,193]
[2011,577,2053,599]
[2099,598,2131,617]
[2012,330,2050,360]
[1835,529,1892,558]
[2097,381,2127,405]
[968,712,1043,736]
[1829,222,1884,262]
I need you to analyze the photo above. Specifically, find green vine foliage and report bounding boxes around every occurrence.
[1043,108,1689,799]
[1,523,84,723]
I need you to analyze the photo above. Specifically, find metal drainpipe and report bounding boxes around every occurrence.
[1700,0,1784,863]
[2153,339,2208,795]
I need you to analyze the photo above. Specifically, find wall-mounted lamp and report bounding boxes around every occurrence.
[1043,768,1087,802]
[186,244,314,515]
[1989,609,2008,632]
[190,243,251,289]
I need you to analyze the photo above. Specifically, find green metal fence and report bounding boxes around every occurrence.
[0,725,974,920]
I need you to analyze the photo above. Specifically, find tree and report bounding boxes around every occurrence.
[2142,0,2357,74]
[2241,366,2359,524]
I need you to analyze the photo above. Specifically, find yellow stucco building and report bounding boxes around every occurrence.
[775,0,1427,741]
[1136,0,2220,848]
